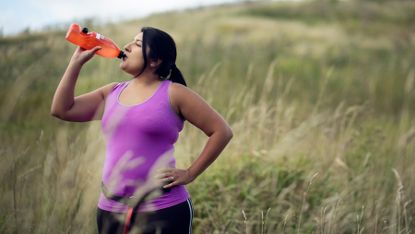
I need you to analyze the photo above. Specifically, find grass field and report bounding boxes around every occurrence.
[1,0,414,233]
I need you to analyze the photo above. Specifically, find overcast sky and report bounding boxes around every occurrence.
[1,0,241,36]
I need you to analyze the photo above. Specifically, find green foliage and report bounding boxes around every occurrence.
[1,0,414,233]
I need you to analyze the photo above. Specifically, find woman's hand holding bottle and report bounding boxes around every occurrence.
[70,46,102,66]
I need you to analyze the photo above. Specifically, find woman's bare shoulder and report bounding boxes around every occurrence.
[101,82,120,99]
[169,82,199,98]
[168,81,210,112]
[168,81,228,135]
[168,82,201,118]
[169,82,202,104]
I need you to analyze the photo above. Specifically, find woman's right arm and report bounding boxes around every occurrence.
[50,46,117,122]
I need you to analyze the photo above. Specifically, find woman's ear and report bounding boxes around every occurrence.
[150,59,163,68]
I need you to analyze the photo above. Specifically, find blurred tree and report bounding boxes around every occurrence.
[21,27,31,35]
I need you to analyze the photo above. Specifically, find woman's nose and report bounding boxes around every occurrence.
[123,43,131,52]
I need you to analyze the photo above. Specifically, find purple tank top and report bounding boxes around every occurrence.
[98,80,190,213]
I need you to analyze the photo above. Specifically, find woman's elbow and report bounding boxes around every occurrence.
[50,107,67,120]
[50,110,63,119]
[224,125,233,141]
[50,108,60,118]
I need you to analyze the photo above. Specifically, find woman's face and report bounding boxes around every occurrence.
[120,32,145,76]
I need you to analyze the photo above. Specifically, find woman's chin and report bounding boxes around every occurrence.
[119,62,128,71]
[119,65,136,77]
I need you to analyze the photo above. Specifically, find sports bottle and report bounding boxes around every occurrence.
[65,23,126,59]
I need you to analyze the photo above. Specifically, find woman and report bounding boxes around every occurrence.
[50,27,233,234]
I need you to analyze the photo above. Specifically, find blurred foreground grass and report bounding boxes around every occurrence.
[1,0,414,233]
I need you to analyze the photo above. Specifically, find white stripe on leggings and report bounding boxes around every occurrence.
[186,198,193,234]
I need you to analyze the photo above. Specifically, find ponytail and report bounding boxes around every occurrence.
[169,64,187,87]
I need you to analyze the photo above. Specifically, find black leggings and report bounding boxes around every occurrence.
[97,198,194,234]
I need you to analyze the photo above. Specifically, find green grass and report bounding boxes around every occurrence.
[1,0,415,233]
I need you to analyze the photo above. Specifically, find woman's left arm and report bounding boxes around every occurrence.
[160,83,233,188]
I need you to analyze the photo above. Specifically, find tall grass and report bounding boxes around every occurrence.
[1,0,414,233]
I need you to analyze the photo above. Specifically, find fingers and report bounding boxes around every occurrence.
[160,176,174,182]
[91,46,102,52]
[154,174,175,189]
[85,46,101,56]
[154,168,181,189]
[155,173,174,180]
[78,45,101,50]
[163,180,177,188]
[75,46,101,54]
[75,46,102,64]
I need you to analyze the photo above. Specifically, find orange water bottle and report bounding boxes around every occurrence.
[65,23,126,59]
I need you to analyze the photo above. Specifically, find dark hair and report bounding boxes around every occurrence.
[136,27,187,86]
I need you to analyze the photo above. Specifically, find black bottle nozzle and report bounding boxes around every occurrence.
[118,51,126,59]
[81,27,89,34]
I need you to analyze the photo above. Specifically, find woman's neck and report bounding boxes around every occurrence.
[131,70,161,87]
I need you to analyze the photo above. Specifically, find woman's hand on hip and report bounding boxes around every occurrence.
[155,168,195,189]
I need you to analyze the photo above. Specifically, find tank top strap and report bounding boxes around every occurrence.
[151,80,171,102]
[111,81,127,93]
[160,80,171,95]
[115,81,131,97]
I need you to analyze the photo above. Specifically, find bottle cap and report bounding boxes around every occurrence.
[118,51,126,59]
